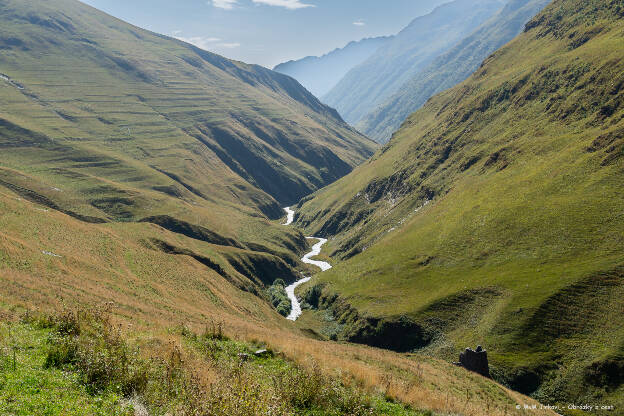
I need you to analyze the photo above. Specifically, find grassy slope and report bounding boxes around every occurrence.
[0,190,553,416]
[322,0,505,127]
[296,0,624,409]
[0,0,376,212]
[0,1,555,414]
[0,323,130,415]
[0,314,426,416]
[357,0,550,143]
[0,0,376,301]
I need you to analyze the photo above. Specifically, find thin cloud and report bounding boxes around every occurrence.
[252,0,314,10]
[211,0,237,9]
[218,42,241,48]
[174,35,224,50]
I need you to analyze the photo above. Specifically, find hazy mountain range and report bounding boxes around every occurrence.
[276,0,549,144]
[322,0,506,127]
[273,36,392,98]
[357,0,552,142]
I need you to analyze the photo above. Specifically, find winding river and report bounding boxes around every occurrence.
[281,207,332,321]
[282,206,295,226]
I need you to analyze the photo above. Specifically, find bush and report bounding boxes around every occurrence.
[266,281,291,317]
[272,362,374,415]
[276,302,291,317]
[54,310,81,337]
[44,335,78,368]
[202,320,228,341]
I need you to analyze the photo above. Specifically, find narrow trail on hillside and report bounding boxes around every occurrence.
[281,207,332,321]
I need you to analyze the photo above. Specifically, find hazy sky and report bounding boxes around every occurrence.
[79,0,450,68]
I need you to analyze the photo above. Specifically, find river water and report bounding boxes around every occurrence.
[282,208,332,321]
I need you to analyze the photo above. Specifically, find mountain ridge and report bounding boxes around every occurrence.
[274,36,392,98]
[4,2,370,206]
[357,0,551,143]
[322,0,506,126]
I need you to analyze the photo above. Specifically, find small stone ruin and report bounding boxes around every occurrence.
[456,345,490,378]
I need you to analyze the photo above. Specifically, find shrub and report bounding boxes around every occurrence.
[266,282,291,317]
[54,310,81,337]
[44,335,78,368]
[202,319,228,341]
[272,361,374,415]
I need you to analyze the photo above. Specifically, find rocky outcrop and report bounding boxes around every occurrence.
[458,345,491,378]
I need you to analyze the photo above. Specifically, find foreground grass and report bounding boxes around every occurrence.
[0,321,130,415]
[0,309,428,416]
[0,187,554,416]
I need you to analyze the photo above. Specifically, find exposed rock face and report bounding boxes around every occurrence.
[254,349,272,358]
[459,345,491,377]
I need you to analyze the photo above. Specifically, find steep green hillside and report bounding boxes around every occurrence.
[0,1,574,414]
[274,36,392,98]
[296,0,624,410]
[358,0,550,143]
[0,0,377,300]
[322,0,505,127]
[0,0,375,212]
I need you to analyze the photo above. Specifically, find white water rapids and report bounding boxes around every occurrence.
[301,237,331,272]
[281,207,332,321]
[282,206,295,225]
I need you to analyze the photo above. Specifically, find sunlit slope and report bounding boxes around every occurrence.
[0,115,309,278]
[297,0,624,407]
[0,187,291,327]
[0,0,375,210]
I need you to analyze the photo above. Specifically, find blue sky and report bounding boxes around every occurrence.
[80,0,450,68]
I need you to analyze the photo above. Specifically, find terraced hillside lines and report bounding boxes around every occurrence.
[0,0,377,310]
[296,0,624,410]
[0,0,375,212]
